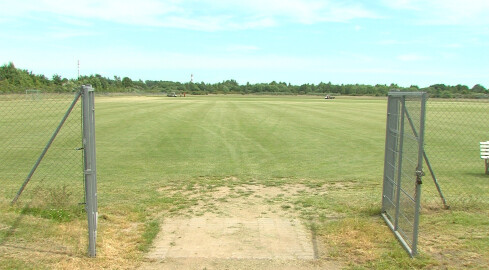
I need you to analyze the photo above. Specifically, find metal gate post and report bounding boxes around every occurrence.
[411,93,427,256]
[382,96,400,211]
[82,85,97,257]
[393,96,406,231]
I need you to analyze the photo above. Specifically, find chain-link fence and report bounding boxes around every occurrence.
[423,98,489,209]
[0,91,84,217]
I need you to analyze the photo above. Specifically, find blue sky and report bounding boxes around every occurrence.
[1,0,488,87]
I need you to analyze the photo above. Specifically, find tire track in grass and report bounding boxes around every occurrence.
[96,99,212,180]
[231,101,289,177]
[189,100,273,177]
[169,99,295,179]
[240,98,386,179]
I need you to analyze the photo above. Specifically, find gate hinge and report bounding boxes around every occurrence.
[415,170,424,184]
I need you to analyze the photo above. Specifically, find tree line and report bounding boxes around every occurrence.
[1,62,487,98]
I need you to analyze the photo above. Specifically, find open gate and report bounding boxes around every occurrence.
[382,91,427,257]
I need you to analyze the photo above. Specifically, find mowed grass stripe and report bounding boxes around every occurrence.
[241,98,387,178]
[96,98,214,176]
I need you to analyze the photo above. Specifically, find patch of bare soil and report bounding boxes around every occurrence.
[141,184,342,270]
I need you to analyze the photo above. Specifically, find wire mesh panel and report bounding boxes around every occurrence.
[0,92,83,210]
[423,98,489,208]
[382,92,426,257]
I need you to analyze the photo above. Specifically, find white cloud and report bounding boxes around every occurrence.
[444,43,462,49]
[226,45,260,52]
[232,0,380,23]
[0,0,181,27]
[378,40,406,45]
[156,16,226,31]
[382,0,421,10]
[397,53,428,62]
[383,0,489,25]
[40,0,179,25]
[47,29,99,39]
[0,0,379,31]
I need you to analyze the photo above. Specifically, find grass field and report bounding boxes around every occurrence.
[1,95,488,269]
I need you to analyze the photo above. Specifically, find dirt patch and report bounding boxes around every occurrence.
[147,217,314,260]
[141,184,342,269]
[141,258,337,270]
[141,257,337,270]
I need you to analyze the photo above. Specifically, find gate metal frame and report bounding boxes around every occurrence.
[381,91,427,257]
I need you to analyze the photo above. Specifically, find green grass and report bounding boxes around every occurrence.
[1,95,488,269]
[96,96,385,182]
[138,220,160,253]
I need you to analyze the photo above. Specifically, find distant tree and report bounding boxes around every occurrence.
[188,82,200,92]
[430,84,449,93]
[440,90,453,98]
[455,84,469,94]
[317,82,332,93]
[52,74,62,85]
[299,84,312,94]
[0,61,486,97]
[133,79,146,90]
[122,77,133,88]
[0,78,11,93]
[472,84,487,93]
[375,84,389,96]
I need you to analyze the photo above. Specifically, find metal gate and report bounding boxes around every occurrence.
[382,92,427,257]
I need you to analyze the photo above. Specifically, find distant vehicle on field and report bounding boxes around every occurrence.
[324,95,335,99]
[167,92,177,97]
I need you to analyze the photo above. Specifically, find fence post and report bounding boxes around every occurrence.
[82,85,97,257]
